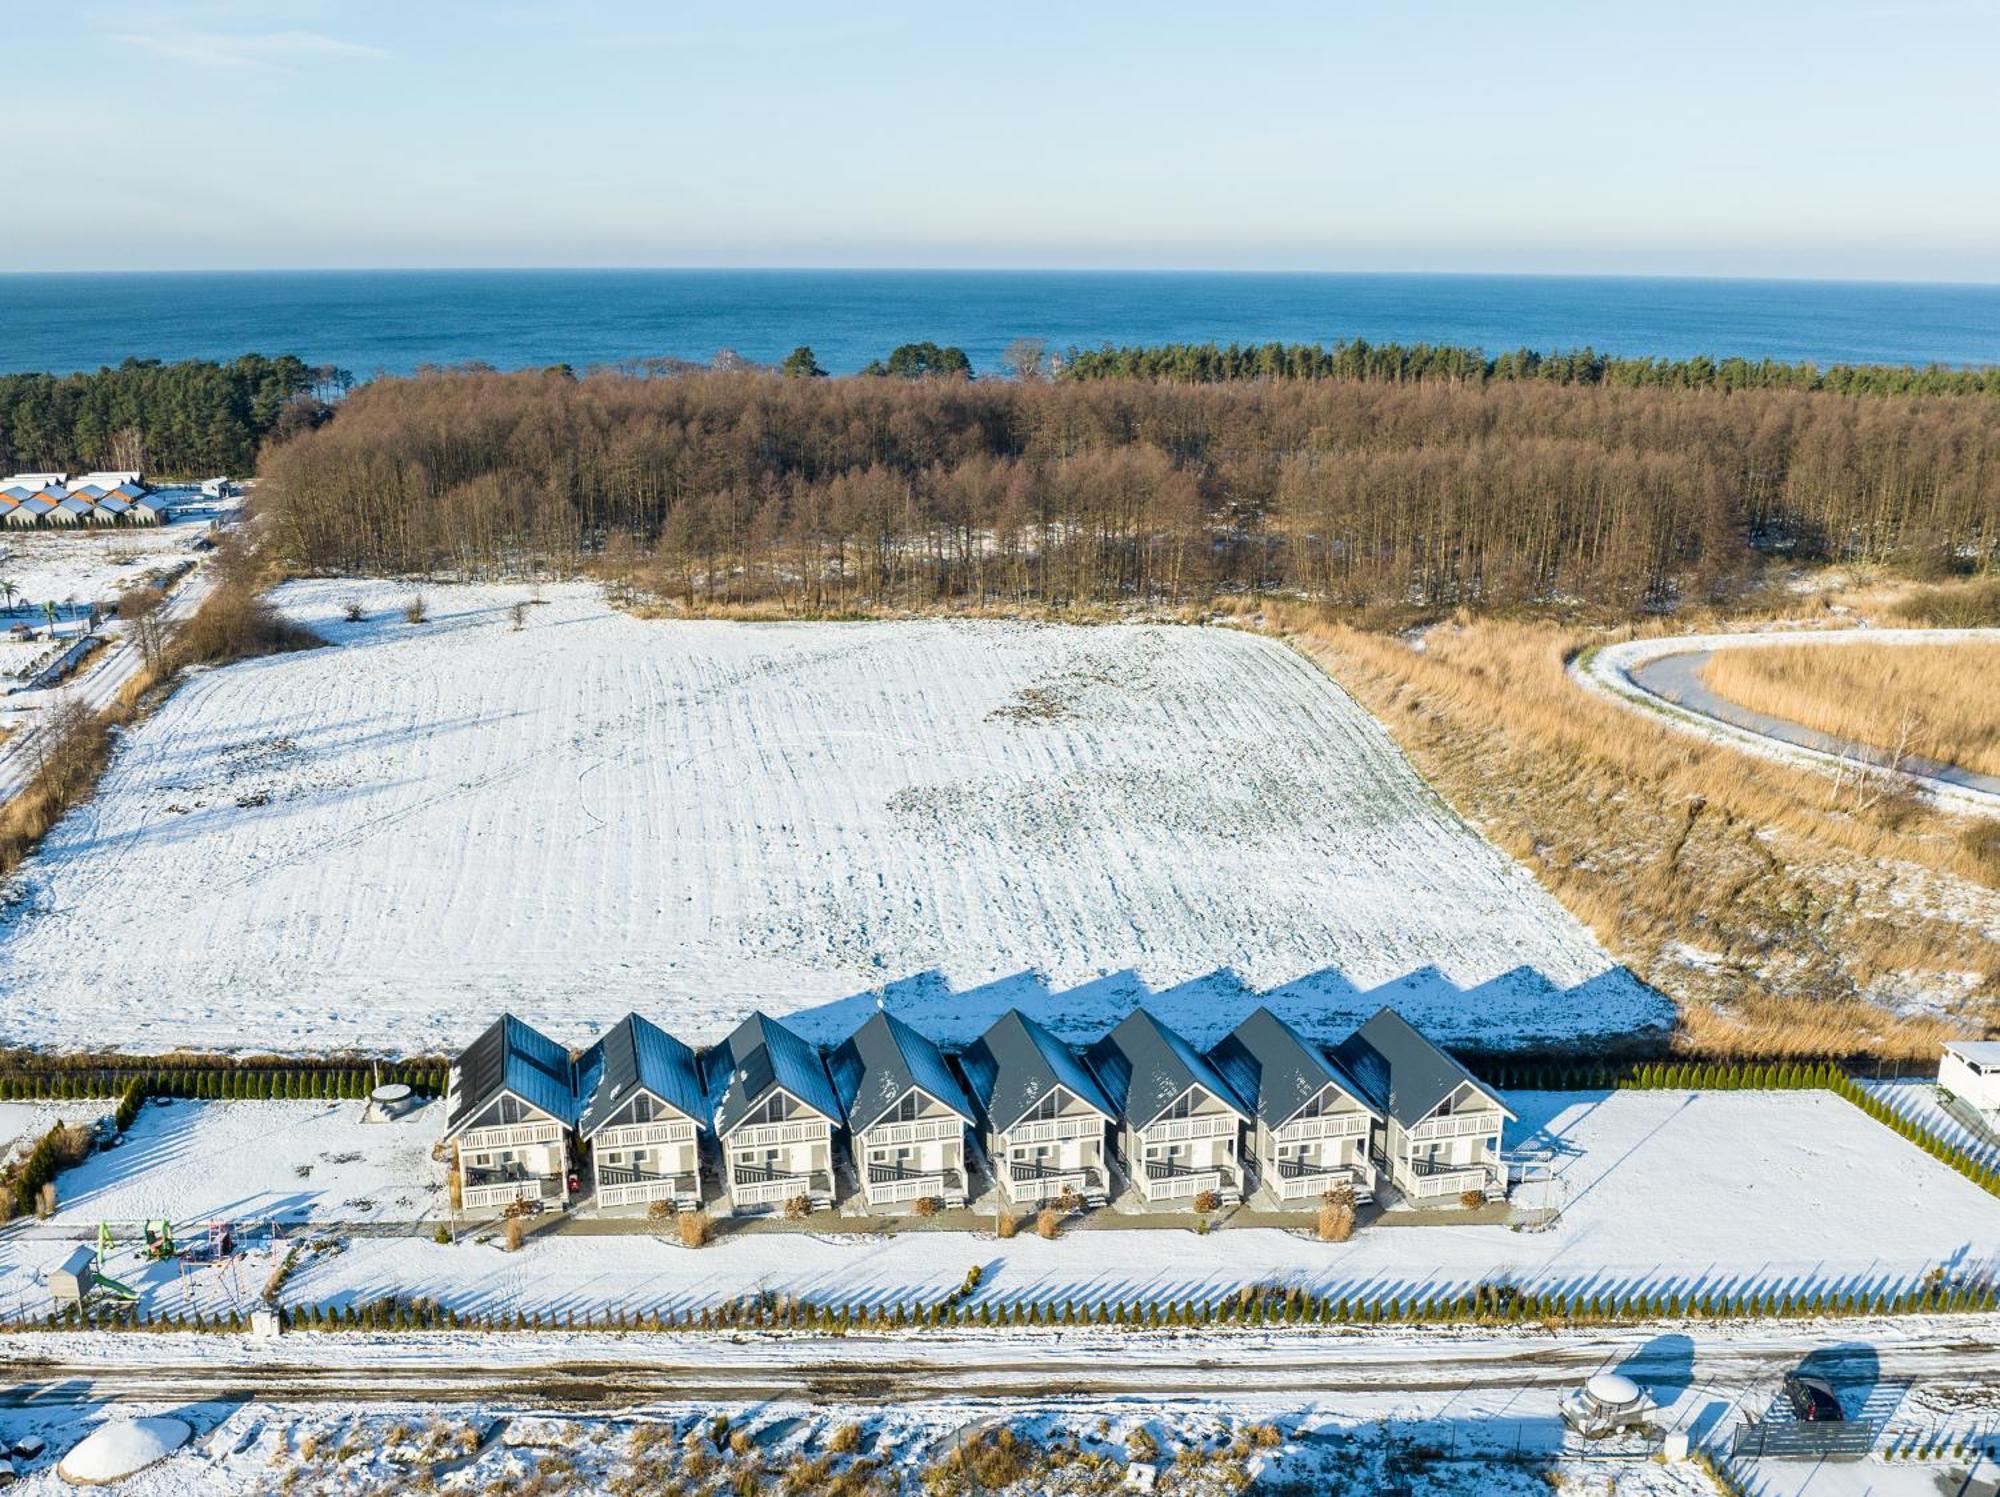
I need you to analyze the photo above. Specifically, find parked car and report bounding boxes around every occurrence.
[1783,1372,1844,1422]
[1560,1372,1656,1437]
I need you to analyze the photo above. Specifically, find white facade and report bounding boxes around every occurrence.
[720,1089,834,1213]
[449,1093,573,1214]
[1941,1043,2000,1116]
[853,1089,969,1208]
[1248,1083,1378,1203]
[1120,1084,1245,1205]
[587,1092,703,1210]
[1378,1082,1507,1203]
[993,1086,1112,1206]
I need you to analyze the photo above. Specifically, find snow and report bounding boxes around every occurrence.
[0,1099,114,1162]
[0,580,1666,1056]
[1862,1078,2000,1173]
[43,1099,444,1228]
[0,524,203,611]
[55,1416,189,1484]
[246,1091,1995,1321]
[1576,628,2000,818]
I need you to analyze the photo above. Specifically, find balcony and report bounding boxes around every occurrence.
[1268,1155,1368,1201]
[461,1166,563,1213]
[1134,1157,1239,1205]
[729,1164,834,1210]
[1003,1159,1105,1205]
[593,1161,701,1209]
[1408,1111,1502,1144]
[1400,1155,1505,1201]
[864,1162,967,1207]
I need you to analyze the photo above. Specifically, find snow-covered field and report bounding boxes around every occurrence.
[0,580,1665,1056]
[7,1090,1983,1329]
[42,1099,443,1229]
[0,523,203,611]
[2,1319,1994,1497]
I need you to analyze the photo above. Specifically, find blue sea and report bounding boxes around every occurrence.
[2,270,1998,378]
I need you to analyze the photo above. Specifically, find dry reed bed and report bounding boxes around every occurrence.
[1278,608,1999,1060]
[1699,641,2000,778]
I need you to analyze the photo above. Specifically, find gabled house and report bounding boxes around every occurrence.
[706,1011,840,1213]
[1331,1007,1516,1204]
[1086,1009,1250,1206]
[960,1009,1115,1207]
[442,1013,579,1213]
[830,1010,976,1209]
[1207,1007,1383,1205]
[575,1013,708,1211]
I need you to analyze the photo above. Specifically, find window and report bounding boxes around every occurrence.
[894,1092,921,1123]
[1163,1092,1195,1121]
[1025,1091,1062,1123]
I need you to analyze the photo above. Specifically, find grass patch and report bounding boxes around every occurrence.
[1282,608,1998,1059]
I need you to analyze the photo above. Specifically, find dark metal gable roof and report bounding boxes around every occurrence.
[1329,1006,1510,1129]
[706,1010,840,1136]
[446,1013,576,1133]
[829,1010,975,1134]
[1207,1006,1380,1131]
[958,1009,1113,1133]
[1084,1008,1248,1130]
[576,1013,708,1138]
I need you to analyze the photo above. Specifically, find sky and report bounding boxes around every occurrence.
[8,0,1999,281]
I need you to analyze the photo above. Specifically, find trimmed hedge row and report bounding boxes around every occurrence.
[0,1065,444,1102]
[19,1272,1998,1337]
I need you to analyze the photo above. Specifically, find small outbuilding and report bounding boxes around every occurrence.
[1940,1041,2000,1118]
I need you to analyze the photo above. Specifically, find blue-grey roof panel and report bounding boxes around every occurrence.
[1329,1006,1509,1128]
[576,1013,707,1136]
[830,1010,975,1132]
[1207,1006,1379,1130]
[959,1009,1113,1132]
[1085,1008,1248,1129]
[708,1011,840,1134]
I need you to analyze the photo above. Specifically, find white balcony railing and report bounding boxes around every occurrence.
[1408,1111,1501,1143]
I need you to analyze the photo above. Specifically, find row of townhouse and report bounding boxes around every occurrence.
[0,471,167,527]
[440,1003,1514,1218]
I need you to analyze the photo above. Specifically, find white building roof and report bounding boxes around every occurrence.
[1944,1041,2000,1065]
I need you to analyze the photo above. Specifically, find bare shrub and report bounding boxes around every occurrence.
[677,1210,713,1249]
[510,600,528,630]
[503,1217,524,1252]
[827,1422,862,1455]
[36,1180,57,1218]
[1459,1189,1486,1209]
[646,1199,673,1222]
[343,598,365,623]
[995,1210,1019,1239]
[1035,1207,1061,1239]
[1317,1185,1356,1243]
[403,594,427,624]
[783,1193,812,1220]
[912,1195,941,1218]
[1191,1188,1219,1215]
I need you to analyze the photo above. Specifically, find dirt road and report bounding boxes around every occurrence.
[4,1323,1992,1411]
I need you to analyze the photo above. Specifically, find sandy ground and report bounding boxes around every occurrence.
[0,580,1665,1055]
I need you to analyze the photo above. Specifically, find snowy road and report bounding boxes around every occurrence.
[3,1322,1991,1409]
[1577,628,2000,816]
[0,555,216,805]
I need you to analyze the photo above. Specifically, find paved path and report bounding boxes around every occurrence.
[1630,648,2000,801]
[1577,628,2000,816]
[0,555,216,804]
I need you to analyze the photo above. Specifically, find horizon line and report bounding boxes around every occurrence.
[4,265,2000,292]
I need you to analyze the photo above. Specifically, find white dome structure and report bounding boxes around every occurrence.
[1586,1372,1643,1407]
[58,1416,191,1485]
